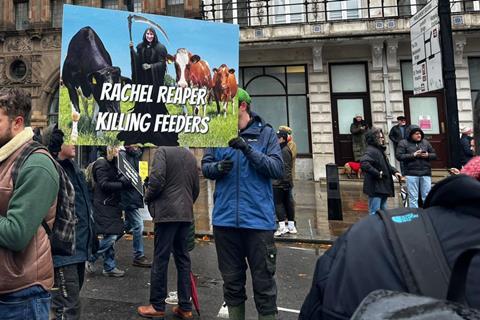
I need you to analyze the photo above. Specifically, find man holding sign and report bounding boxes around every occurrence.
[120,146,151,268]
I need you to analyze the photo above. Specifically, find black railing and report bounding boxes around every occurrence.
[201,0,479,26]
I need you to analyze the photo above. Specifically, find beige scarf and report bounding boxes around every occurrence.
[0,127,34,162]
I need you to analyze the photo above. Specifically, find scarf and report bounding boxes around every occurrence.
[0,127,34,162]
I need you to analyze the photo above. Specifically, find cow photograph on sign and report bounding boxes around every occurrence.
[59,5,239,147]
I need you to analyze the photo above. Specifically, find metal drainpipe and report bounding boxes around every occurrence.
[382,42,395,165]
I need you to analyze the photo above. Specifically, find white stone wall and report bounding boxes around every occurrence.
[308,63,334,180]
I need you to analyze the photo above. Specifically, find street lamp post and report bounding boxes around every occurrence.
[438,0,462,168]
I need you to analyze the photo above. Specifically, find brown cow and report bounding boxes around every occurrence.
[212,64,238,118]
[167,48,212,116]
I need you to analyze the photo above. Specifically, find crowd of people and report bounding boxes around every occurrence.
[1,85,479,320]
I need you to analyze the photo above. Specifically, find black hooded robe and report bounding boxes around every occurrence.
[117,37,178,146]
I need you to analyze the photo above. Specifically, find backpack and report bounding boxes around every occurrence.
[12,141,77,256]
[350,208,480,319]
[351,246,480,319]
[377,207,451,298]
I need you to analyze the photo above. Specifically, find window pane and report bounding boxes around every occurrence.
[16,2,29,30]
[402,61,414,91]
[287,66,306,94]
[346,0,359,18]
[247,76,285,95]
[134,0,143,12]
[331,64,367,93]
[290,0,305,22]
[288,96,309,153]
[409,97,440,134]
[103,0,119,9]
[327,0,342,20]
[266,67,286,86]
[473,91,479,106]
[251,97,287,131]
[243,67,262,86]
[273,0,286,24]
[51,1,63,28]
[468,58,480,91]
[337,99,364,134]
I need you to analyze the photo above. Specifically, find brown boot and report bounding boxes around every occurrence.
[172,306,193,319]
[137,304,165,319]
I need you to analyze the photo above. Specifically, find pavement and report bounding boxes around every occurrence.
[80,237,326,319]
[141,178,411,244]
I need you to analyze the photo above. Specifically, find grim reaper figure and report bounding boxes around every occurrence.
[118,24,178,146]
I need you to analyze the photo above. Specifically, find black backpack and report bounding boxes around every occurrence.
[12,141,77,256]
[351,208,480,319]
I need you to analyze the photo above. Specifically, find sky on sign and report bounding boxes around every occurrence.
[60,4,239,79]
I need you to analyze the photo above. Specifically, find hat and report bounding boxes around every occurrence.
[461,127,473,135]
[397,116,406,121]
[279,125,292,135]
[237,88,251,105]
[42,123,64,155]
[277,130,288,140]
[461,156,480,181]
[355,114,363,118]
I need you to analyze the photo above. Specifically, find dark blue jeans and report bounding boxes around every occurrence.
[0,285,51,320]
[150,222,192,312]
[124,208,145,260]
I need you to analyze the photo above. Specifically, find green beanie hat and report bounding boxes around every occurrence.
[237,88,251,105]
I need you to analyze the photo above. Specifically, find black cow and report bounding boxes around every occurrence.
[62,26,124,115]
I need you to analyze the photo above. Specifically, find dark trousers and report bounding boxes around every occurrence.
[274,187,295,222]
[213,226,277,316]
[51,263,85,320]
[150,222,192,312]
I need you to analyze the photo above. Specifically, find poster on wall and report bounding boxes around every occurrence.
[419,115,432,131]
[58,4,239,147]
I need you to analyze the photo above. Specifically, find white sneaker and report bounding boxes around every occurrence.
[165,291,178,305]
[85,261,96,274]
[288,226,298,234]
[274,227,288,237]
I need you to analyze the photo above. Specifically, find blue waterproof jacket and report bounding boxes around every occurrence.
[202,113,283,230]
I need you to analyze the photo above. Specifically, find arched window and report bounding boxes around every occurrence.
[240,65,310,155]
[48,88,59,125]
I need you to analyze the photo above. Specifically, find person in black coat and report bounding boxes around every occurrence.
[360,128,402,215]
[117,27,178,146]
[299,173,480,320]
[120,146,151,268]
[388,116,409,174]
[350,115,369,161]
[87,146,132,278]
[42,125,96,319]
[396,125,437,208]
[459,127,474,167]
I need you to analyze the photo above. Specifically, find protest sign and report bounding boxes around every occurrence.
[117,151,144,196]
[59,5,239,147]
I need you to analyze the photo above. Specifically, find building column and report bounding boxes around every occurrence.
[310,46,334,180]
[453,36,473,129]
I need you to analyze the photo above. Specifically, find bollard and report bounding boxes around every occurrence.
[326,163,343,221]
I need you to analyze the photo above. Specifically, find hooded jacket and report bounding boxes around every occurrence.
[299,174,480,320]
[360,129,398,197]
[202,113,283,230]
[395,125,437,176]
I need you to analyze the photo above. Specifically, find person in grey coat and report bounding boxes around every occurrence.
[137,147,200,319]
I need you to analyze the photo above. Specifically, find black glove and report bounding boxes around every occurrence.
[143,176,149,189]
[216,159,234,174]
[119,175,131,187]
[228,137,250,153]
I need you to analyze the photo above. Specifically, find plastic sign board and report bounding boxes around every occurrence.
[139,161,149,182]
[59,5,239,147]
[410,0,443,95]
[117,151,144,196]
